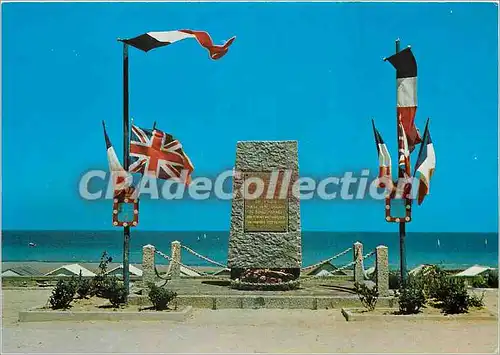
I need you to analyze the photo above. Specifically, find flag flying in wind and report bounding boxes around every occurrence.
[120,29,236,59]
[385,47,422,152]
[129,125,194,184]
[372,120,392,189]
[394,117,413,199]
[398,117,411,177]
[102,121,133,193]
[414,119,436,205]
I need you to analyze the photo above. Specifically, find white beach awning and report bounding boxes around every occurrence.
[44,263,96,277]
[180,265,201,277]
[313,269,333,277]
[106,264,143,277]
[454,265,493,277]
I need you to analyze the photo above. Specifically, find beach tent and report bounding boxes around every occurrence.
[409,264,435,276]
[312,269,333,277]
[213,268,230,277]
[180,265,201,277]
[44,264,95,277]
[454,265,493,278]
[106,264,143,277]
[2,265,41,277]
[304,262,348,276]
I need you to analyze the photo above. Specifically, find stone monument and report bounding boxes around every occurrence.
[228,141,302,280]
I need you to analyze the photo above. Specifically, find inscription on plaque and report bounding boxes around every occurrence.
[243,172,289,232]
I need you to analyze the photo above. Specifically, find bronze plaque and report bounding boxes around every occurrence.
[243,172,289,232]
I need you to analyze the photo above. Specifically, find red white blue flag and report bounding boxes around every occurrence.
[129,125,194,184]
[102,121,133,193]
[385,47,422,152]
[398,117,411,178]
[414,119,436,205]
[120,29,236,60]
[372,120,392,189]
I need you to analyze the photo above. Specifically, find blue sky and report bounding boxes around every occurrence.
[2,2,498,232]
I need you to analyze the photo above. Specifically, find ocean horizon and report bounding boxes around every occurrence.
[2,230,497,270]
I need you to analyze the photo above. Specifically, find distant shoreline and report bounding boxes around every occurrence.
[2,230,498,234]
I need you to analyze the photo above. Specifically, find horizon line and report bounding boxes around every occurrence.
[1,229,498,234]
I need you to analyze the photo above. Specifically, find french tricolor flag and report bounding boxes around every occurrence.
[385,47,422,153]
[120,29,236,60]
[372,119,392,190]
[102,121,133,194]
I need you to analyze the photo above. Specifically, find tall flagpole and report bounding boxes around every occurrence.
[122,42,131,296]
[395,38,408,286]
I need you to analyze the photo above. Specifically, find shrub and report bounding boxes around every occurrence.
[470,276,488,288]
[76,270,92,299]
[90,251,113,297]
[148,283,177,311]
[486,270,498,288]
[440,278,469,314]
[419,266,448,301]
[103,277,127,308]
[97,251,113,274]
[354,282,378,311]
[389,271,401,290]
[396,277,426,314]
[49,278,76,310]
[468,291,485,308]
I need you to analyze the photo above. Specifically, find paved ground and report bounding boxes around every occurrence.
[159,277,357,296]
[2,289,498,353]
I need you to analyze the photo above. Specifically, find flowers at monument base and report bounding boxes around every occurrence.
[239,268,295,284]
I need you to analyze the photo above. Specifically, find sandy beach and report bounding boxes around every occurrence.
[2,288,498,353]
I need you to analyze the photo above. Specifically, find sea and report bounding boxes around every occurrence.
[1,231,498,270]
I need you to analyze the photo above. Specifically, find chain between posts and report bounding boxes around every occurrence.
[154,249,227,279]
[300,247,353,272]
[154,247,375,279]
[181,244,229,269]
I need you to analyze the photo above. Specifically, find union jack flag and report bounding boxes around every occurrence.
[129,125,194,184]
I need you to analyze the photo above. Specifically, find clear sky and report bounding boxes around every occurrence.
[2,2,498,232]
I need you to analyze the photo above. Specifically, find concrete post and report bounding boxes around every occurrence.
[171,241,181,279]
[353,242,364,284]
[142,244,156,286]
[376,245,389,296]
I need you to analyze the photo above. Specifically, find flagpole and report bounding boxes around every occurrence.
[122,41,131,296]
[395,38,408,286]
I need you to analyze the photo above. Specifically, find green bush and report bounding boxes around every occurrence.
[396,277,426,314]
[470,276,488,288]
[389,271,401,290]
[440,278,469,314]
[486,270,498,288]
[103,277,127,308]
[49,278,76,310]
[90,251,113,297]
[97,251,113,274]
[468,292,485,308]
[354,282,379,311]
[418,266,448,301]
[90,275,108,297]
[76,270,92,299]
[148,283,177,311]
